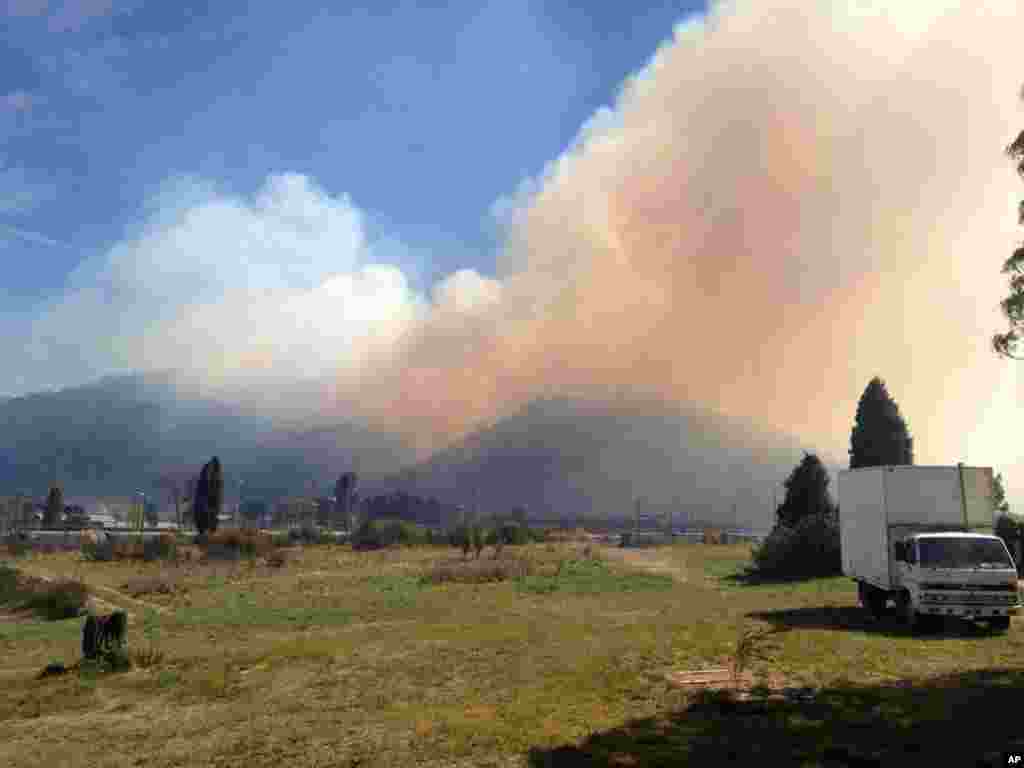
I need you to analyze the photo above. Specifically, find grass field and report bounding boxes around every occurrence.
[1,540,1022,766]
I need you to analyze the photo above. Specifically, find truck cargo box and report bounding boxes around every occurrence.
[838,465,994,590]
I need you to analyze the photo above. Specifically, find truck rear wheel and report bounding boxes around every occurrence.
[858,582,887,618]
[990,616,1011,632]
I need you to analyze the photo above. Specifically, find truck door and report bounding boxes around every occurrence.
[894,539,914,587]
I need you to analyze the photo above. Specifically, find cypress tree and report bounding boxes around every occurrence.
[776,453,836,528]
[334,472,357,530]
[207,457,223,533]
[193,464,210,536]
[994,472,1011,516]
[849,377,914,469]
[44,485,63,528]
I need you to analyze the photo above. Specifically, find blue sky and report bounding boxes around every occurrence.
[1,0,705,313]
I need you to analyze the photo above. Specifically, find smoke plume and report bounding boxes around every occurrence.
[14,0,1024,498]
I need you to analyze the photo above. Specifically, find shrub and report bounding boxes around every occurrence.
[207,528,274,558]
[266,550,288,568]
[3,531,30,558]
[620,531,671,548]
[447,524,472,558]
[111,537,146,560]
[749,512,841,580]
[80,534,113,561]
[155,533,178,560]
[23,578,89,621]
[527,527,548,543]
[0,563,20,603]
[421,556,533,585]
[271,531,290,548]
[122,575,177,597]
[350,519,429,550]
[288,525,323,545]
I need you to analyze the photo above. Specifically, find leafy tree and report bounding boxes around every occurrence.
[994,472,1011,516]
[849,377,914,469]
[776,453,836,528]
[44,485,63,528]
[993,109,1024,359]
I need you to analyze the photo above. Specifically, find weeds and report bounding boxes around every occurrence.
[731,620,777,688]
[132,607,165,669]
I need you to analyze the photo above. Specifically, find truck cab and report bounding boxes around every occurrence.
[891,532,1021,630]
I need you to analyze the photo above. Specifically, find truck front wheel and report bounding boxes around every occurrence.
[897,591,922,631]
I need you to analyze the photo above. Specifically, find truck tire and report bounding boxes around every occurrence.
[990,616,1011,632]
[896,591,931,632]
[858,582,887,618]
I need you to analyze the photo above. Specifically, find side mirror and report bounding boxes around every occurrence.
[893,541,905,561]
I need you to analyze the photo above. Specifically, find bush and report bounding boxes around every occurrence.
[266,550,289,568]
[80,534,112,562]
[447,524,472,558]
[527,527,548,543]
[620,531,671,548]
[288,525,324,545]
[3,531,30,558]
[121,575,177,597]
[155,533,178,560]
[23,578,90,621]
[421,556,533,585]
[0,563,20,603]
[111,537,146,560]
[352,519,426,550]
[749,512,841,580]
[207,528,274,558]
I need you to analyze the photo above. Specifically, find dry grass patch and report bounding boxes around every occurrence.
[121,573,178,598]
[421,556,534,584]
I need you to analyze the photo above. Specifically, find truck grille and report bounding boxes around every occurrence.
[920,583,1014,591]
[921,593,1017,604]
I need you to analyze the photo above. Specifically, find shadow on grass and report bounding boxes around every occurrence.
[723,568,842,587]
[526,667,1024,767]
[749,605,1003,640]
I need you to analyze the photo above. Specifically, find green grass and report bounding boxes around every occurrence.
[515,557,675,595]
[0,616,82,643]
[173,591,353,629]
[364,573,424,608]
[2,541,1023,767]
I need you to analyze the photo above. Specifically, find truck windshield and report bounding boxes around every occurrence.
[917,538,1013,569]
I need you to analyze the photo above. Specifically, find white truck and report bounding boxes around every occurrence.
[838,464,1021,632]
